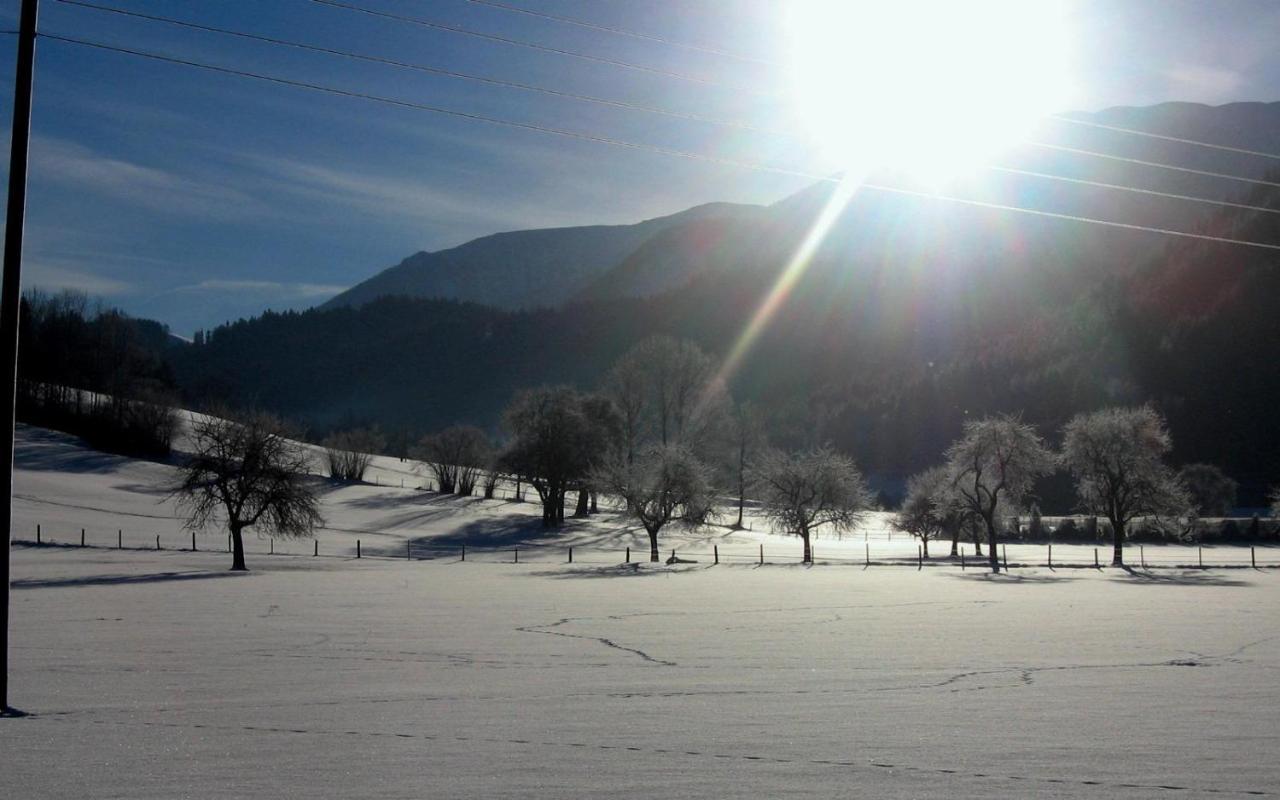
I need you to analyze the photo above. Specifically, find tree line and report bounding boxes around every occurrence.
[198,335,1280,573]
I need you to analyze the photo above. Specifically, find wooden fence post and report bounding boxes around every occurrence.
[461,544,466,562]
[1048,543,1052,569]
[625,546,630,563]
[155,534,160,551]
[1140,544,1146,569]
[918,546,922,570]
[357,540,361,559]
[192,531,197,552]
[759,543,764,565]
[80,528,85,547]
[406,541,411,560]
[568,546,573,564]
[269,539,273,555]
[714,545,718,565]
[314,540,318,557]
[865,542,869,567]
[514,548,518,564]
[118,529,122,549]
[36,523,40,544]
[1252,546,1256,569]
[1094,548,1099,569]
[1198,545,1203,569]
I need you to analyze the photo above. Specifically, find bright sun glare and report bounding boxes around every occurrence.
[787,0,1075,185]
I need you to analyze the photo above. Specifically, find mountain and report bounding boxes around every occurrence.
[170,102,1280,506]
[322,201,760,311]
[328,102,1280,313]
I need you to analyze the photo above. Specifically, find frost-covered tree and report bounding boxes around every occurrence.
[322,426,385,482]
[755,447,873,563]
[1270,486,1280,519]
[1178,463,1238,517]
[945,415,1054,573]
[894,466,960,558]
[171,410,322,571]
[605,336,721,450]
[596,445,716,562]
[1062,406,1190,566]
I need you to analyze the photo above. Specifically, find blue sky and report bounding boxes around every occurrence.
[0,0,1277,334]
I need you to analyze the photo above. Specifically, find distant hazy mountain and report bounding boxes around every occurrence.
[321,201,760,311]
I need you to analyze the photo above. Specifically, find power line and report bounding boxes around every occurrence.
[39,31,1280,253]
[56,0,783,135]
[986,165,1280,216]
[464,0,780,67]
[1030,141,1280,190]
[307,0,771,96]
[54,0,1280,220]
[1048,114,1280,162]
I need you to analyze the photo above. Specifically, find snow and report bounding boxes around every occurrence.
[4,424,1280,797]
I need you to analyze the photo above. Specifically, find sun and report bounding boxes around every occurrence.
[785,0,1076,185]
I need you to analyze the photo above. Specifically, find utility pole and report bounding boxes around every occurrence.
[1,0,40,716]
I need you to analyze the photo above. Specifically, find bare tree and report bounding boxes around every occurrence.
[1178,463,1238,517]
[724,401,768,530]
[417,425,491,495]
[480,465,501,500]
[322,426,385,482]
[1062,406,1191,566]
[575,394,624,516]
[945,415,1054,573]
[754,447,873,563]
[498,387,596,528]
[596,445,716,562]
[893,466,960,558]
[170,410,323,571]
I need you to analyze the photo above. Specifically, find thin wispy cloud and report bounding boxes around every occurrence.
[170,279,348,299]
[25,260,133,296]
[30,136,264,220]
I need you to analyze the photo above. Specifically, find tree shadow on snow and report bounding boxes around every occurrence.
[942,571,1081,584]
[528,563,711,579]
[14,427,140,475]
[11,570,246,589]
[1112,566,1251,587]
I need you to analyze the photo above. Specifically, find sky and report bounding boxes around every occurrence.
[0,0,1276,335]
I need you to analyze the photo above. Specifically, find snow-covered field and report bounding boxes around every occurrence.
[4,424,1280,797]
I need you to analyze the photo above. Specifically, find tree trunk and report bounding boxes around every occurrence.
[801,531,811,564]
[556,489,566,523]
[734,448,746,530]
[648,528,659,562]
[949,521,959,557]
[230,523,248,571]
[1111,517,1125,566]
[922,536,929,558]
[590,491,598,514]
[985,516,1000,573]
[574,486,589,517]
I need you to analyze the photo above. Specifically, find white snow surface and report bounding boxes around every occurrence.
[4,424,1280,797]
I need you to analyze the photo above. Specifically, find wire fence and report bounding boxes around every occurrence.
[14,523,1280,571]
